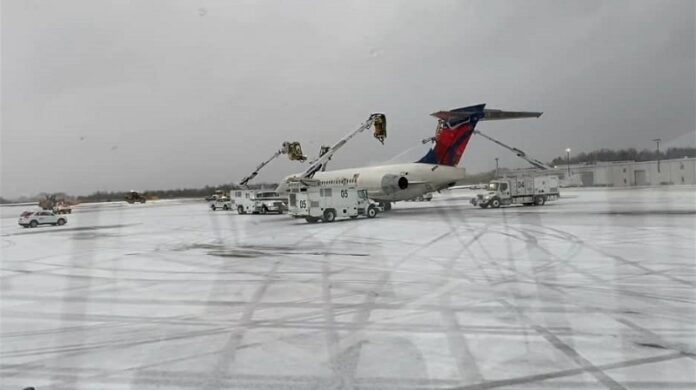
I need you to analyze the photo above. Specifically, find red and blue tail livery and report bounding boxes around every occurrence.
[417,104,542,167]
[417,104,486,166]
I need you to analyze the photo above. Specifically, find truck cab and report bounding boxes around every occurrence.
[470,180,509,208]
[287,180,380,223]
[253,191,286,214]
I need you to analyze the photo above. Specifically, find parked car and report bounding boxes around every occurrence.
[18,211,67,228]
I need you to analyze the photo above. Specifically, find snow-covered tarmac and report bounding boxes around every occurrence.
[1,187,695,389]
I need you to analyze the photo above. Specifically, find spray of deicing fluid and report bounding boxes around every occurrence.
[380,139,433,165]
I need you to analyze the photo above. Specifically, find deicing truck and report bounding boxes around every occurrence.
[470,175,559,208]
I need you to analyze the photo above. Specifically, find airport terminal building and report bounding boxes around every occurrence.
[516,157,696,187]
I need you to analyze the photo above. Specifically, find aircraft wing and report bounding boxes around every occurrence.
[431,108,542,122]
[480,109,543,121]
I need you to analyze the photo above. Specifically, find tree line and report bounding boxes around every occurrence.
[0,183,276,204]
[74,183,275,203]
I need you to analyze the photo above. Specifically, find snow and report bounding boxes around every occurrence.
[1,187,695,389]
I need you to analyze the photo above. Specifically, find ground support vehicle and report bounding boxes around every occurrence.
[125,191,147,204]
[287,179,380,223]
[210,196,233,211]
[471,175,559,208]
[54,203,73,214]
[406,193,433,202]
[232,190,285,214]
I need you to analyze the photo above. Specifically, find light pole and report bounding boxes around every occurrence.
[652,138,661,173]
[565,148,571,177]
[494,157,499,178]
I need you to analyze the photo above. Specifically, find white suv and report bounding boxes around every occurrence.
[18,211,67,228]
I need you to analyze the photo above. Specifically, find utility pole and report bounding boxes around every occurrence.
[652,138,661,173]
[565,148,572,177]
[494,157,499,178]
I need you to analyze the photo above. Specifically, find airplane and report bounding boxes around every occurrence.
[277,104,542,210]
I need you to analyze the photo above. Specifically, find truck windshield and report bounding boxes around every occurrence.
[488,183,499,191]
[255,192,279,199]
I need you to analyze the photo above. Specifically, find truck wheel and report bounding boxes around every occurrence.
[479,204,488,209]
[491,199,501,208]
[223,204,229,211]
[260,206,267,215]
[382,202,392,212]
[305,217,318,223]
[30,220,38,228]
[323,209,336,223]
[210,204,216,211]
[534,196,546,206]
[57,218,66,226]
[366,206,377,218]
[237,206,246,214]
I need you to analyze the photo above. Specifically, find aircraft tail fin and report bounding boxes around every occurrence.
[417,104,543,166]
[417,104,485,166]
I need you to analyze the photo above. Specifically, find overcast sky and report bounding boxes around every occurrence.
[2,0,694,198]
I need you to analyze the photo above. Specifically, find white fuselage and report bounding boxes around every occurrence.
[278,163,467,202]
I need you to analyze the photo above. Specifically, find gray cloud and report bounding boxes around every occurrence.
[2,0,694,197]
